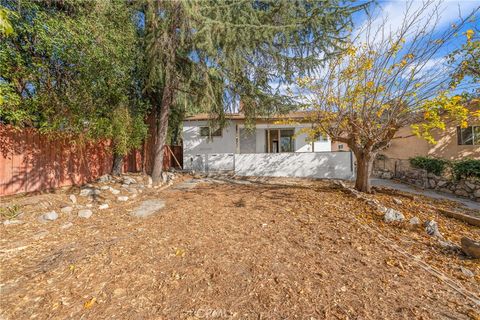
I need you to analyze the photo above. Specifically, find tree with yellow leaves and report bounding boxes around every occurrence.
[297,1,479,193]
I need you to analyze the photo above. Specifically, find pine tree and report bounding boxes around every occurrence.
[144,0,364,183]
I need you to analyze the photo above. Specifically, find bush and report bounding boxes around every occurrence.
[451,159,480,180]
[409,156,449,176]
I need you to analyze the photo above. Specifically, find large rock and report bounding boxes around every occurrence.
[60,206,73,214]
[117,196,129,202]
[39,211,58,222]
[3,219,24,226]
[98,204,109,210]
[123,176,137,185]
[461,237,480,259]
[409,216,420,225]
[436,180,448,188]
[97,174,111,183]
[464,180,476,191]
[69,194,77,204]
[131,200,165,218]
[79,188,100,197]
[146,176,153,186]
[384,208,404,223]
[78,209,93,219]
[110,188,120,195]
[424,220,442,238]
[454,189,469,197]
[474,189,480,198]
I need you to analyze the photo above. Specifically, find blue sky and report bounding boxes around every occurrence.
[269,0,479,104]
[352,0,479,50]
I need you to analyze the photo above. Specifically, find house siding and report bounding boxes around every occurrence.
[380,122,480,160]
[183,120,237,155]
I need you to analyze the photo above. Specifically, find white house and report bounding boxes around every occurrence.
[183,111,331,156]
[181,112,355,180]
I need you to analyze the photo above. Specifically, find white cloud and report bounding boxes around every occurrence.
[354,0,479,44]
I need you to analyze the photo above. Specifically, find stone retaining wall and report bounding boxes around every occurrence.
[374,166,480,202]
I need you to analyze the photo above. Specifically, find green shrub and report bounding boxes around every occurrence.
[409,156,449,176]
[451,159,480,180]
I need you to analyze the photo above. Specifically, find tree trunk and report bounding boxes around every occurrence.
[354,151,375,193]
[111,153,124,176]
[151,78,175,184]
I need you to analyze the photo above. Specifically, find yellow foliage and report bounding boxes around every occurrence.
[84,297,96,309]
[466,29,474,41]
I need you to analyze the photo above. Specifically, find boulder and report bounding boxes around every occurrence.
[40,211,58,222]
[464,180,476,191]
[146,176,153,186]
[100,185,111,190]
[3,219,24,226]
[122,176,137,185]
[424,220,442,238]
[381,171,393,179]
[60,206,73,214]
[409,216,420,225]
[61,222,74,229]
[117,196,129,202]
[474,189,480,198]
[110,188,120,195]
[131,199,166,218]
[461,237,480,259]
[393,198,403,205]
[97,174,111,183]
[161,172,169,184]
[80,188,100,197]
[428,179,436,188]
[454,189,469,197]
[437,180,448,188]
[460,266,475,277]
[439,188,453,194]
[78,209,93,219]
[98,204,109,210]
[384,208,404,222]
[69,194,77,204]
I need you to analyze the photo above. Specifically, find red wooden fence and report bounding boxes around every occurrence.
[0,125,182,197]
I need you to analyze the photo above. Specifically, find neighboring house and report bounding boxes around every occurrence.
[379,120,480,161]
[331,108,479,158]
[183,112,331,156]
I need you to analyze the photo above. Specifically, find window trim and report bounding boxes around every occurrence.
[199,126,222,138]
[457,125,479,145]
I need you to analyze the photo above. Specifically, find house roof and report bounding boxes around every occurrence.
[184,111,316,121]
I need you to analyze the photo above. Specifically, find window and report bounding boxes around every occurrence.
[338,144,344,150]
[265,128,295,153]
[200,127,210,137]
[457,126,480,145]
[280,129,294,152]
[200,126,222,138]
[314,133,328,142]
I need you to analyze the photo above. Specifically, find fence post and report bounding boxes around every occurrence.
[205,154,209,173]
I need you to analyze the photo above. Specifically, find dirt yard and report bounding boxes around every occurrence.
[1,174,479,319]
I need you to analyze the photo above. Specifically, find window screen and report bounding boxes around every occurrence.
[457,126,479,145]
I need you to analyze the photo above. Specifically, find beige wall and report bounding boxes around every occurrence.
[331,141,350,152]
[380,121,480,160]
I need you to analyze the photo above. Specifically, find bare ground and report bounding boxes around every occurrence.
[0,174,479,319]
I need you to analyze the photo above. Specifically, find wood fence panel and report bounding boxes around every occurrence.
[0,124,182,197]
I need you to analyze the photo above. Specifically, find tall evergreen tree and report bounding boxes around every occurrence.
[145,0,364,183]
[0,0,148,175]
